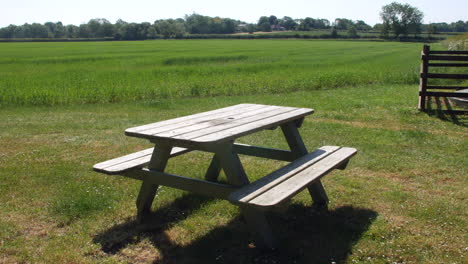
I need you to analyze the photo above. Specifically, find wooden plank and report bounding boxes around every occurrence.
[93,147,189,174]
[229,146,340,203]
[132,168,237,199]
[136,144,172,222]
[204,154,222,181]
[152,105,282,138]
[215,142,276,249]
[93,148,154,171]
[424,55,468,61]
[233,143,294,161]
[191,108,314,143]
[419,45,429,111]
[426,85,468,90]
[126,104,253,134]
[172,106,300,140]
[428,63,468,67]
[281,122,308,159]
[422,91,468,98]
[425,73,468,80]
[248,147,357,207]
[126,104,263,137]
[429,50,468,55]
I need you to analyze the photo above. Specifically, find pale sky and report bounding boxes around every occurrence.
[2,0,467,27]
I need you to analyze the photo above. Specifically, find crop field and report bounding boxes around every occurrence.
[0,40,423,106]
[0,40,466,264]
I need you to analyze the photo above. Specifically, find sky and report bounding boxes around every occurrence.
[2,0,467,28]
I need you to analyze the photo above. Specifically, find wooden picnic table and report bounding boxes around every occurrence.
[94,103,357,249]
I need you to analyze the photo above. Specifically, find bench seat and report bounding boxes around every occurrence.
[228,146,357,208]
[93,147,189,175]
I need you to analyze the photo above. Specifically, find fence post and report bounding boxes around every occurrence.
[418,45,430,111]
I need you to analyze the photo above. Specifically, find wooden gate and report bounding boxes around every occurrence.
[418,45,468,113]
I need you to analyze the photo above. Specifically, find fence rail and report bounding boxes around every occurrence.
[418,45,468,112]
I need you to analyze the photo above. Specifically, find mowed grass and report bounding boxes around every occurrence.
[0,40,422,106]
[0,40,466,263]
[1,87,467,263]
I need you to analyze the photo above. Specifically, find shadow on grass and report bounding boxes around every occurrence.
[426,96,468,127]
[94,194,377,264]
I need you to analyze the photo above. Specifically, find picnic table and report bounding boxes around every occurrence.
[93,103,357,249]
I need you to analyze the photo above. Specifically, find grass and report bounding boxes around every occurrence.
[0,39,466,263]
[0,39,423,106]
[1,86,467,263]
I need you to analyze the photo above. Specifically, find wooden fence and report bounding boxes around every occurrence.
[418,45,468,112]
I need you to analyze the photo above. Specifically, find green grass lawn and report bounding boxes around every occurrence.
[1,85,466,263]
[0,39,466,263]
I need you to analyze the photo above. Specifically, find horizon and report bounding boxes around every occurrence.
[2,0,467,28]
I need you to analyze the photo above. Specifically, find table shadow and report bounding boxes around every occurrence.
[94,194,377,264]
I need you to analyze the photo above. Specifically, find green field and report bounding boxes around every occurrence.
[0,40,466,263]
[0,40,422,106]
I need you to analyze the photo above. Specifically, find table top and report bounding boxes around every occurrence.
[125,103,314,144]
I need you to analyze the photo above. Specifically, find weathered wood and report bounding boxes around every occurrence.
[136,144,172,222]
[418,45,468,113]
[229,147,357,208]
[425,73,468,80]
[130,168,237,199]
[216,142,276,249]
[233,143,294,161]
[153,105,282,138]
[193,108,313,143]
[424,55,468,61]
[427,63,468,67]
[134,104,269,137]
[125,104,314,145]
[426,85,468,90]
[93,147,190,175]
[126,103,252,134]
[281,121,308,159]
[204,153,222,182]
[229,146,339,203]
[429,50,468,55]
[418,45,429,111]
[281,121,330,208]
[172,106,297,140]
[216,142,250,186]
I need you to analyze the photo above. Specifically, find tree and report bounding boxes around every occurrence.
[334,18,354,30]
[297,17,315,31]
[330,27,338,38]
[347,26,358,38]
[279,16,297,30]
[453,20,466,32]
[316,19,330,29]
[269,15,278,26]
[380,2,423,38]
[154,19,186,38]
[185,13,210,34]
[257,16,271,32]
[427,24,437,37]
[355,20,371,31]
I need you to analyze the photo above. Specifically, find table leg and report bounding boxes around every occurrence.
[281,122,329,209]
[204,153,222,182]
[136,143,172,222]
[216,142,276,249]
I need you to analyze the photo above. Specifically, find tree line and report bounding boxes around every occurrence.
[0,3,466,40]
[0,14,373,40]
